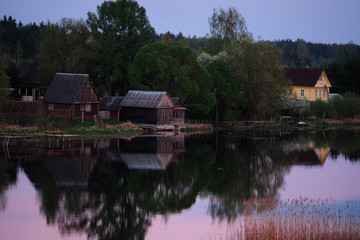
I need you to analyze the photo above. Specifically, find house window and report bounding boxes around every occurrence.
[300,90,304,97]
[48,103,54,111]
[319,75,322,81]
[80,104,91,112]
[319,90,321,97]
[315,90,317,97]
[323,90,326,96]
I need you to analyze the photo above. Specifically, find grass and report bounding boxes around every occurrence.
[222,197,360,240]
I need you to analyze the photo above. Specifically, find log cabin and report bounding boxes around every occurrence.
[42,73,100,120]
[119,90,174,125]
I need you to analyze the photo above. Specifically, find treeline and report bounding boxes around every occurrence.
[1,0,360,121]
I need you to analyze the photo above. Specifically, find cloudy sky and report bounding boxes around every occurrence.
[1,0,359,44]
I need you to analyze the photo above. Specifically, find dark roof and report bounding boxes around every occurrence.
[19,56,42,87]
[285,68,323,87]
[5,88,22,100]
[100,96,124,111]
[171,97,187,110]
[42,73,93,104]
[120,90,174,109]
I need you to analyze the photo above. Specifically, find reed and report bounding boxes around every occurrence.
[225,197,360,240]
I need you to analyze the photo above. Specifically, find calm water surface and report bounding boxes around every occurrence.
[0,129,360,239]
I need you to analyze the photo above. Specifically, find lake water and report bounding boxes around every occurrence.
[0,129,360,239]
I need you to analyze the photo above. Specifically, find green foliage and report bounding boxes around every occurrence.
[129,41,216,115]
[229,39,291,120]
[206,59,243,122]
[39,18,99,85]
[87,0,156,94]
[310,99,337,119]
[209,7,249,50]
[333,93,360,118]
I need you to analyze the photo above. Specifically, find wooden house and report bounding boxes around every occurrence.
[119,90,174,125]
[285,68,332,101]
[42,73,100,120]
[171,97,186,125]
[18,57,43,101]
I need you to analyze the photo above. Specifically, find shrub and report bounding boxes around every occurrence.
[333,93,360,119]
[310,99,337,119]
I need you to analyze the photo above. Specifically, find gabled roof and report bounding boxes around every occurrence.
[285,68,323,87]
[171,97,187,110]
[120,90,174,109]
[42,73,96,104]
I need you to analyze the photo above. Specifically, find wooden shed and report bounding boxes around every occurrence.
[171,97,186,125]
[42,73,100,120]
[119,90,174,125]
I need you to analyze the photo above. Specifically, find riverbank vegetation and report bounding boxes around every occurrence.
[1,1,360,123]
[221,197,360,240]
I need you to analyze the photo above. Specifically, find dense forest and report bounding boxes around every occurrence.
[1,0,360,121]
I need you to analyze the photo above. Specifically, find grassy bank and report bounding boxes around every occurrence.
[214,118,360,132]
[0,117,143,139]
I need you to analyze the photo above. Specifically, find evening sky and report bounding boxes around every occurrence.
[1,0,359,44]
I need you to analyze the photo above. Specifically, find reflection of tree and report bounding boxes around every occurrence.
[128,141,216,214]
[0,155,18,212]
[314,129,360,162]
[206,133,297,222]
[35,161,152,240]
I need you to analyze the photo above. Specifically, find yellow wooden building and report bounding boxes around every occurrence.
[285,68,332,101]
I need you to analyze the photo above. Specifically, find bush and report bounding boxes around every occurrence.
[333,93,360,118]
[310,99,337,119]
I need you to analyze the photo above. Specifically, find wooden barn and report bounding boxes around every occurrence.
[42,73,100,120]
[119,90,174,125]
[171,97,186,125]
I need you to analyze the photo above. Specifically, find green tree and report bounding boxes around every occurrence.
[228,38,291,120]
[87,0,156,94]
[208,7,249,51]
[128,42,216,116]
[0,56,9,109]
[39,18,99,85]
[206,59,243,122]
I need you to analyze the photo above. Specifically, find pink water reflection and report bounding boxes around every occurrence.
[0,170,87,240]
[279,154,360,201]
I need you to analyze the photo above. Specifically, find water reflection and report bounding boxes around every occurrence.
[1,129,360,239]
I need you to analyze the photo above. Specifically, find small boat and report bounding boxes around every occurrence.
[298,121,307,127]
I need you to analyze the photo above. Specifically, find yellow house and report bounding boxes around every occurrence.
[285,68,332,101]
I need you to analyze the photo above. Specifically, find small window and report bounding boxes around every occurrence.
[323,90,326,96]
[315,90,317,97]
[301,90,304,97]
[319,75,322,81]
[319,90,321,97]
[48,104,54,111]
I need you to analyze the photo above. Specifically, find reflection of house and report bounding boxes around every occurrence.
[119,90,174,125]
[102,135,186,170]
[42,73,100,120]
[285,68,332,101]
[42,140,99,187]
[296,147,330,166]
